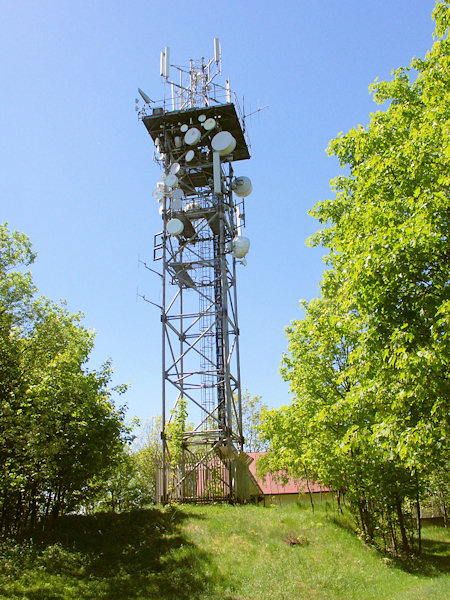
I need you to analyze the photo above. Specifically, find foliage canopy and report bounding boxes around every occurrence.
[0,223,130,534]
[260,1,449,553]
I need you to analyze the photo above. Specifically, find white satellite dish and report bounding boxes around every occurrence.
[138,88,152,103]
[170,162,181,175]
[171,198,183,210]
[198,114,207,122]
[185,150,195,162]
[203,118,216,131]
[232,176,252,197]
[231,236,250,258]
[180,124,189,133]
[158,204,164,215]
[165,173,178,188]
[153,188,164,200]
[172,188,184,200]
[212,131,236,156]
[184,127,201,146]
[167,218,184,235]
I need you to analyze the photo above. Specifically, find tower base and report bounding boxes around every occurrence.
[155,446,262,504]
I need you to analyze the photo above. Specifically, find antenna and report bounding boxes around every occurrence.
[152,40,231,110]
[214,38,221,63]
[244,105,269,119]
[242,102,269,137]
[138,88,152,104]
[164,46,170,79]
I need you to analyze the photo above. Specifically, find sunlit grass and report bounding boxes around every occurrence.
[182,503,450,600]
[0,503,448,599]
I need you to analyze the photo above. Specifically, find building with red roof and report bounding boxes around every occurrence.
[247,452,331,506]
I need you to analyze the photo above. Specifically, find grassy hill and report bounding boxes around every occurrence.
[0,503,448,599]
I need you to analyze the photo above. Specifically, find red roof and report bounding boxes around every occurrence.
[247,452,330,496]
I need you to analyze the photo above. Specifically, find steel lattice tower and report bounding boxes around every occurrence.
[138,41,258,503]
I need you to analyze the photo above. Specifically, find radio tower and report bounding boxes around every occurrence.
[137,40,259,503]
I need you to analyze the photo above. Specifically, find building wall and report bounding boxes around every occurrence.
[262,491,334,507]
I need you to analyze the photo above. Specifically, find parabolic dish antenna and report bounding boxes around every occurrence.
[203,118,216,131]
[198,114,206,122]
[231,236,250,258]
[167,218,184,235]
[171,198,183,211]
[180,124,189,133]
[211,131,236,156]
[232,176,252,197]
[165,173,178,188]
[184,127,201,146]
[185,149,195,162]
[170,162,181,175]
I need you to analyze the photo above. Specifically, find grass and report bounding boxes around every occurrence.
[0,503,448,599]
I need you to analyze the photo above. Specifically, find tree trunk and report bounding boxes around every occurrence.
[358,502,367,536]
[52,484,62,519]
[380,508,388,549]
[440,490,448,528]
[394,492,409,553]
[415,473,421,554]
[388,512,398,553]
[45,491,53,518]
[364,504,374,541]
[0,489,10,534]
[303,466,314,515]
[29,481,38,527]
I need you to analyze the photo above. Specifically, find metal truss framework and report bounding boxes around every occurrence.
[141,89,251,502]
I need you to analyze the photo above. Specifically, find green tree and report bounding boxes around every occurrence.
[78,418,162,513]
[0,223,36,415]
[260,297,416,549]
[310,0,449,473]
[259,297,359,491]
[261,2,449,552]
[165,397,188,470]
[133,416,163,502]
[238,390,269,453]
[0,224,130,533]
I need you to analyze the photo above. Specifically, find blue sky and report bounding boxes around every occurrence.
[1,0,437,425]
